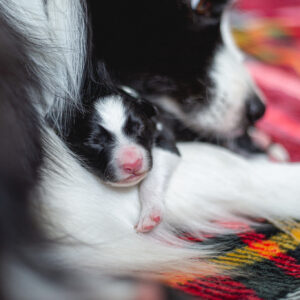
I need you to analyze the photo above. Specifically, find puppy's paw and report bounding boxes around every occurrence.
[135,207,163,233]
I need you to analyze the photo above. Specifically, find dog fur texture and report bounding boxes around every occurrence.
[0,0,299,299]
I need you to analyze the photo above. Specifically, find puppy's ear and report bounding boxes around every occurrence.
[137,98,158,118]
[118,86,158,118]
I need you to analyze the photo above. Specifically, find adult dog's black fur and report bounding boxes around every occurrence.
[86,0,266,144]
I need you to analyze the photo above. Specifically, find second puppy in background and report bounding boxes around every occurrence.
[63,63,180,233]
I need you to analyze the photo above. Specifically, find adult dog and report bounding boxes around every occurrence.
[0,1,299,299]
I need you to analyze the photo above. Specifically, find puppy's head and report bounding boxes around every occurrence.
[76,93,157,187]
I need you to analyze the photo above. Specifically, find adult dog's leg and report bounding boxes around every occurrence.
[39,134,300,277]
[166,143,300,233]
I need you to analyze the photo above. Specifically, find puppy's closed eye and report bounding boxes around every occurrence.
[85,125,113,151]
[125,116,145,136]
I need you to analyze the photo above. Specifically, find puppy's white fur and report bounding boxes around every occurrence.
[137,148,180,232]
[95,96,127,136]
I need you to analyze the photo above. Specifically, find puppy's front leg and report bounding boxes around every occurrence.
[135,148,180,233]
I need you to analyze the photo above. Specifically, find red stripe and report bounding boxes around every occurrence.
[176,282,221,300]
[271,253,300,278]
[239,232,266,244]
[205,277,258,288]
[194,278,259,295]
[176,277,261,300]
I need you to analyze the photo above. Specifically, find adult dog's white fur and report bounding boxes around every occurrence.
[39,131,300,274]
[2,0,300,299]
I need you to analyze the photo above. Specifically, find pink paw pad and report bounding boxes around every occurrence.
[142,224,155,231]
[135,211,163,233]
[151,215,161,223]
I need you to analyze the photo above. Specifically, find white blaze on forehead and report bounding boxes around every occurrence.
[95,95,127,136]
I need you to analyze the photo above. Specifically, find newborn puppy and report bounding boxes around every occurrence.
[64,81,180,233]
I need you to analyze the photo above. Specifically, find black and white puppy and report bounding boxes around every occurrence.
[63,64,180,232]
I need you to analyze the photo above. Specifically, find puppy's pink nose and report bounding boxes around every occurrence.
[122,159,142,174]
[119,147,144,174]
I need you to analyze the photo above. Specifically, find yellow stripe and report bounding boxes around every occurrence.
[212,246,262,268]
[269,232,299,250]
[270,219,300,242]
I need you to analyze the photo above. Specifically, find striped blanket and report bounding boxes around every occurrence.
[167,222,300,299]
[166,1,300,298]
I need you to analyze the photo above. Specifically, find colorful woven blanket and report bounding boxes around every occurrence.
[167,221,300,299]
[165,1,300,299]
